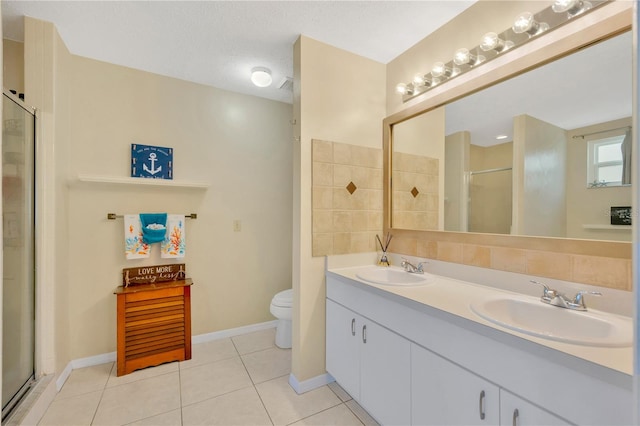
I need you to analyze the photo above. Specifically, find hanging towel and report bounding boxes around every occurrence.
[139,213,168,244]
[124,214,150,259]
[161,214,186,259]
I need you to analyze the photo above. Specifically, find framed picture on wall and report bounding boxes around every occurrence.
[610,206,632,225]
[131,144,173,180]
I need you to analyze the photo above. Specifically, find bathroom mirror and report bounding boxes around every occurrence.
[390,30,632,242]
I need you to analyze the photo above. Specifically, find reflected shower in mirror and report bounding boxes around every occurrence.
[391,31,632,242]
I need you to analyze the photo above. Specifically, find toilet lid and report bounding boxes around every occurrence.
[272,289,293,308]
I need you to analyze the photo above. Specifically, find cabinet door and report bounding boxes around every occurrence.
[360,319,411,426]
[326,299,360,400]
[411,343,499,425]
[500,390,569,426]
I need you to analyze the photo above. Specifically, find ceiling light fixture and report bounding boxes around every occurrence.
[496,135,509,140]
[251,67,272,87]
[395,0,605,102]
[512,12,549,36]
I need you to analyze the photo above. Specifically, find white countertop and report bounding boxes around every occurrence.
[327,264,633,376]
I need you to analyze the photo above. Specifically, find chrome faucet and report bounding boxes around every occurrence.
[401,258,425,274]
[530,280,601,311]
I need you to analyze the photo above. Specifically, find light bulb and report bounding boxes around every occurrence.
[480,32,504,52]
[413,74,425,86]
[552,0,591,16]
[512,12,548,36]
[431,62,453,78]
[250,67,272,87]
[453,48,483,66]
[396,83,408,95]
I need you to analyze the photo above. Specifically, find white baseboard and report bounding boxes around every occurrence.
[192,320,278,344]
[55,320,278,390]
[289,372,334,394]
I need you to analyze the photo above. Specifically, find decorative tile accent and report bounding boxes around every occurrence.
[411,187,419,198]
[392,151,439,230]
[312,139,383,257]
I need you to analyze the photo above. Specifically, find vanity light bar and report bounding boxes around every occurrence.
[397,0,607,103]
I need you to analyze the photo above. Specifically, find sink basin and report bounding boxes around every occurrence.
[356,267,431,286]
[470,296,632,347]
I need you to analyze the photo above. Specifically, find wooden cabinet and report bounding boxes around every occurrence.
[411,343,500,425]
[500,390,569,426]
[326,299,411,425]
[115,279,192,376]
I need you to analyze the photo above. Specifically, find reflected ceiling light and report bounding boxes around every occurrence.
[552,0,592,16]
[453,48,484,66]
[512,12,549,36]
[250,67,272,87]
[496,134,509,140]
[480,32,510,52]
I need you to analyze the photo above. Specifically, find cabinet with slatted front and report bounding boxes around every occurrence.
[115,279,192,376]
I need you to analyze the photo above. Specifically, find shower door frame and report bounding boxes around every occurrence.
[1,89,37,420]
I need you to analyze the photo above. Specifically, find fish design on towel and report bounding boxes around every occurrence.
[124,214,150,259]
[161,214,186,258]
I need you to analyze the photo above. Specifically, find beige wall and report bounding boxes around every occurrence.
[23,17,293,371]
[293,36,385,382]
[566,117,632,242]
[468,142,512,235]
[513,114,567,237]
[3,39,23,93]
[65,56,293,360]
[444,131,469,232]
[24,16,72,375]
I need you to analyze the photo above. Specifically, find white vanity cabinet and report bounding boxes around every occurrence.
[411,343,499,425]
[325,271,633,426]
[326,299,411,425]
[499,390,569,426]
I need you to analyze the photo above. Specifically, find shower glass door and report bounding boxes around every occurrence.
[2,92,36,419]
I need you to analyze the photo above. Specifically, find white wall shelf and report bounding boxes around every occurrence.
[71,175,209,189]
[582,224,631,231]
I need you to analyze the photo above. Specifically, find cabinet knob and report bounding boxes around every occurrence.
[479,390,486,420]
[512,408,519,426]
[351,318,356,336]
[362,324,367,343]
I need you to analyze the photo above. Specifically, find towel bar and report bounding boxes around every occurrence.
[107,213,197,220]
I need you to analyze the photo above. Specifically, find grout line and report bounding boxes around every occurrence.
[234,347,275,426]
[285,402,353,426]
[89,362,114,425]
[178,365,184,426]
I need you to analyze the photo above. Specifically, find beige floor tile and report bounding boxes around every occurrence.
[125,409,182,425]
[92,372,181,425]
[56,363,113,400]
[255,376,341,426]
[38,390,102,426]
[179,338,239,370]
[182,386,272,426]
[180,356,253,406]
[232,328,277,355]
[241,347,291,384]
[291,404,363,425]
[345,400,379,426]
[107,360,179,388]
[328,382,352,402]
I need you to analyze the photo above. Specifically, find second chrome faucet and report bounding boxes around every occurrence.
[530,280,601,311]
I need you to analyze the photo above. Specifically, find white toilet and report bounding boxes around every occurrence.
[270,289,293,349]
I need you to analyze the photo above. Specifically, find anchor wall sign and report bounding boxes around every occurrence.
[131,144,173,180]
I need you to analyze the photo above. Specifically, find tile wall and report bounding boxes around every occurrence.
[312,140,383,256]
[392,151,439,230]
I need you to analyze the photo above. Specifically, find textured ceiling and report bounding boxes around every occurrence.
[2,0,476,104]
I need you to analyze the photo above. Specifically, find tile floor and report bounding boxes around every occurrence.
[37,328,379,426]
